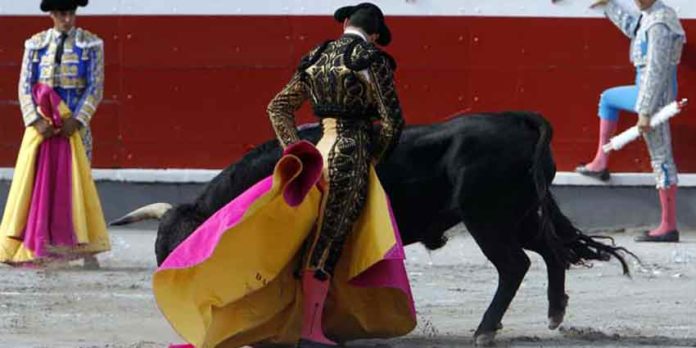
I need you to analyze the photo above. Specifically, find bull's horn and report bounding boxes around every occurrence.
[109,203,173,226]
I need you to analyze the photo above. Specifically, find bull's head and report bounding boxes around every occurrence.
[153,204,208,265]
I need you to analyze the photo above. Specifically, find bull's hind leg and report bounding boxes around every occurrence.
[521,215,569,331]
[469,229,531,346]
[541,251,568,330]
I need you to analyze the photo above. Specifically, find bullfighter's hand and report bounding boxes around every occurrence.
[32,118,57,139]
[59,118,82,138]
[637,114,651,134]
[590,0,609,9]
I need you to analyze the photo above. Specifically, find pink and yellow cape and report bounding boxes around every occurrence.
[0,84,109,264]
[155,141,416,348]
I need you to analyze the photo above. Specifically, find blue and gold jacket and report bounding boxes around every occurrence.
[18,27,104,128]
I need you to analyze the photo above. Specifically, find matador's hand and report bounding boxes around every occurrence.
[637,114,651,134]
[59,118,82,138]
[32,118,57,139]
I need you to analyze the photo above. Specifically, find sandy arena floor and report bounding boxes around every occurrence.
[0,227,694,348]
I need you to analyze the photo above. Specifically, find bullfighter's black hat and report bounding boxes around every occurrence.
[41,0,88,12]
[334,2,392,46]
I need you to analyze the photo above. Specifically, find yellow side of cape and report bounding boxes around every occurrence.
[0,107,109,263]
[153,157,415,348]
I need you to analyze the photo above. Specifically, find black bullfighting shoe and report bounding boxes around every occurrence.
[634,230,680,243]
[575,164,611,182]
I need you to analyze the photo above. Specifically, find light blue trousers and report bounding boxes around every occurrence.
[596,74,678,188]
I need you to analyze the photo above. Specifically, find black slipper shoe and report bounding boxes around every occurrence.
[634,230,679,242]
[575,164,611,182]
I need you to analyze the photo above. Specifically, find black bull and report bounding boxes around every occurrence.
[112,112,634,345]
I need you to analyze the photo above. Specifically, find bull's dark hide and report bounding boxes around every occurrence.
[116,112,633,345]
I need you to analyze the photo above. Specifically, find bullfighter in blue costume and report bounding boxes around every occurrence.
[577,0,685,242]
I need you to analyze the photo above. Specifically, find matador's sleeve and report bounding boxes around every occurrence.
[266,72,309,148]
[18,47,40,126]
[605,0,641,39]
[74,41,105,126]
[368,54,404,163]
[635,24,676,116]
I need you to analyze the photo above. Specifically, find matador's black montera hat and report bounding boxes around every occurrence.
[41,0,88,12]
[334,2,392,46]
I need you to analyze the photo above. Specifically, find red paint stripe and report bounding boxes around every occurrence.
[1,16,695,172]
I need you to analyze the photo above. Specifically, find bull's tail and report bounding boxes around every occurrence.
[109,203,173,226]
[543,195,637,275]
[524,113,637,275]
[524,112,554,201]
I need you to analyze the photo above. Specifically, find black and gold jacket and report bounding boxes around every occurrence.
[266,34,404,163]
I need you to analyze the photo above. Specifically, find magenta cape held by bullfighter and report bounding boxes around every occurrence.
[0,84,110,265]
[153,141,416,348]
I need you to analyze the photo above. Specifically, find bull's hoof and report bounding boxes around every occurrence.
[548,310,565,330]
[548,294,568,330]
[496,322,503,330]
[474,332,497,346]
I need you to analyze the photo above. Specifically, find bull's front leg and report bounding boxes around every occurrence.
[470,234,531,346]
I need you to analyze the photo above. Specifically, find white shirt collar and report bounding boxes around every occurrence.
[344,27,368,42]
[50,27,76,40]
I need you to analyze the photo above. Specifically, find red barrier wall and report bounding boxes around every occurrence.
[1,16,695,170]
